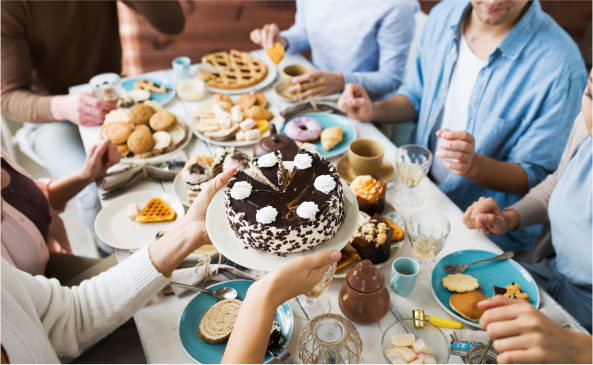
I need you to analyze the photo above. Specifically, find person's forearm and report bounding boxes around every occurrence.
[371,94,417,124]
[47,170,94,211]
[570,332,593,364]
[149,222,205,276]
[502,209,522,233]
[222,282,277,364]
[1,89,55,124]
[343,72,401,97]
[467,154,529,195]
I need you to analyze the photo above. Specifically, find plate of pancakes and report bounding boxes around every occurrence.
[431,250,540,328]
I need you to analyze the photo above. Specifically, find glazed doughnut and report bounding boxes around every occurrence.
[284,116,322,142]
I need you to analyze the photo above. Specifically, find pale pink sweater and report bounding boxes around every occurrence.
[1,148,72,275]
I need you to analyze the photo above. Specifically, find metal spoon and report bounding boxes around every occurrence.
[170,281,238,301]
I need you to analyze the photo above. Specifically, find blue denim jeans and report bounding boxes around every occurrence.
[24,121,113,255]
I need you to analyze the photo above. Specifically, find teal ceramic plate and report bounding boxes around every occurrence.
[279,113,357,158]
[431,250,540,328]
[122,77,175,105]
[179,280,293,363]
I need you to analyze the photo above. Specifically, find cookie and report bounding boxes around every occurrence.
[442,273,480,293]
[144,100,163,112]
[127,127,155,154]
[105,122,133,145]
[104,109,130,124]
[194,106,215,119]
[149,110,177,131]
[450,291,488,321]
[129,104,156,125]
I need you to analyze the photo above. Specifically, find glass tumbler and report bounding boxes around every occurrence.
[395,144,433,206]
[407,210,451,266]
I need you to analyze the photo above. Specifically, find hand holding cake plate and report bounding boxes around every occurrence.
[206,151,359,272]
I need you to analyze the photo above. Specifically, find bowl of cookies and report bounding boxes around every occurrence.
[100,101,190,163]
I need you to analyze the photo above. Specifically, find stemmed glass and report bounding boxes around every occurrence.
[395,145,433,206]
[407,211,450,267]
[293,263,337,320]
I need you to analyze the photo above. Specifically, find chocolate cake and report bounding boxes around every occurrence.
[224,149,345,254]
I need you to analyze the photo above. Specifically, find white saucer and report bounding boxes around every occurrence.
[173,170,191,207]
[95,191,185,250]
[205,161,359,271]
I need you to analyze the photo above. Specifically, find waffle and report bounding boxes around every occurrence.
[136,198,177,223]
[266,42,285,65]
[199,50,267,90]
[336,250,360,271]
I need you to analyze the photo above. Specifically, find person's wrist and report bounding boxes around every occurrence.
[569,332,593,364]
[50,95,68,121]
[250,277,282,309]
[278,36,288,49]
[335,72,345,92]
[502,209,521,232]
[465,152,481,179]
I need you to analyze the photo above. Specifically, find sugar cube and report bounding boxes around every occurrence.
[418,354,437,364]
[413,339,435,355]
[394,346,417,362]
[390,333,416,347]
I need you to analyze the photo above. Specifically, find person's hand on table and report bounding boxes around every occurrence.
[289,70,344,101]
[435,129,478,176]
[479,296,593,364]
[80,139,121,183]
[149,169,236,277]
[50,92,116,126]
[463,197,522,235]
[338,83,374,122]
[250,23,287,50]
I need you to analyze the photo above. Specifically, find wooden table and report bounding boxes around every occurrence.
[72,50,588,364]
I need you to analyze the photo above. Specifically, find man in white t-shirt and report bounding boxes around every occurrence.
[338,0,587,252]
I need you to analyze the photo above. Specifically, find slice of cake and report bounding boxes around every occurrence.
[224,149,344,254]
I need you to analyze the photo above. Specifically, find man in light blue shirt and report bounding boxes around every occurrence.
[339,0,587,251]
[250,0,418,101]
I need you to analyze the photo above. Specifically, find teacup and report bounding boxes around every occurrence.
[281,64,311,95]
[348,139,385,176]
[390,257,419,296]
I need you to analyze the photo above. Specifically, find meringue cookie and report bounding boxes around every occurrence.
[314,175,336,193]
[296,201,319,220]
[257,152,278,167]
[230,181,252,200]
[294,153,313,169]
[256,206,278,224]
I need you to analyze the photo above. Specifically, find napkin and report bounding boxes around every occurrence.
[98,151,187,199]
[281,95,342,121]
[454,302,576,343]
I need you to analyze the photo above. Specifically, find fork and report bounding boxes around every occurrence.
[442,251,514,274]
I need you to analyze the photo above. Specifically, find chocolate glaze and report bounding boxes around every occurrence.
[251,151,285,191]
[229,149,340,228]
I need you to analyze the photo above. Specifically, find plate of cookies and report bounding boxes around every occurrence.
[94,190,185,250]
[431,250,540,328]
[121,77,175,106]
[192,93,283,147]
[100,102,191,163]
[196,49,277,95]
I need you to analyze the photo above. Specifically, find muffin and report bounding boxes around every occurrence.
[350,175,386,215]
[222,151,251,172]
[350,213,393,264]
[182,162,213,186]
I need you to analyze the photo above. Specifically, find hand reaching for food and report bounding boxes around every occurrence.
[250,23,287,50]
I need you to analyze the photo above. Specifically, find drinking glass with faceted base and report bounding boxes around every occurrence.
[395,145,432,206]
[293,263,336,320]
[407,211,450,266]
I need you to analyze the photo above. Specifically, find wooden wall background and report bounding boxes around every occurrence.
[118,0,592,76]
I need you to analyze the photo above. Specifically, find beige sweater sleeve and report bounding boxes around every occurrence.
[507,112,589,230]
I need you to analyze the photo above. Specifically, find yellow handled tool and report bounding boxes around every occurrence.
[413,309,462,329]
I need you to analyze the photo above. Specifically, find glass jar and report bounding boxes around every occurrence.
[465,345,499,364]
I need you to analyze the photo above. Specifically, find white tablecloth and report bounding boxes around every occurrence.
[71,50,587,364]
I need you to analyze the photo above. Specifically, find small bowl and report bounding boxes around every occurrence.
[381,319,450,364]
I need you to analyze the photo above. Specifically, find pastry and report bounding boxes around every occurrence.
[194,106,215,119]
[204,124,240,141]
[215,101,233,113]
[350,175,386,215]
[320,126,344,151]
[267,320,285,349]
[152,131,172,150]
[213,94,233,105]
[336,250,360,271]
[134,78,168,93]
[254,92,267,107]
[143,99,163,112]
[237,93,257,111]
[266,42,285,65]
[222,151,251,172]
[134,124,151,134]
[135,198,177,223]
[255,119,270,134]
[224,149,344,254]
[450,291,488,321]
[187,178,213,204]
[385,218,405,241]
[350,214,393,265]
[167,124,186,145]
[284,117,322,142]
[212,147,237,175]
[200,50,267,90]
[129,103,156,125]
[198,299,242,344]
[494,282,530,300]
[127,128,155,154]
[187,155,214,166]
[442,273,480,293]
[182,162,213,186]
[149,110,177,131]
[116,143,130,157]
[244,105,273,120]
[104,109,130,124]
[105,122,132,145]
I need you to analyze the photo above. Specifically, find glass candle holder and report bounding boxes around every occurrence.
[297,313,362,364]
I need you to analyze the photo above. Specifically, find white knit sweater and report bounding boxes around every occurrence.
[1,246,169,363]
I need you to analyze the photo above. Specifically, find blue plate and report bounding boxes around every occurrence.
[179,280,293,363]
[122,77,175,105]
[279,113,357,158]
[431,250,540,328]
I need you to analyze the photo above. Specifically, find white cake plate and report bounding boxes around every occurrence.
[205,162,359,271]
